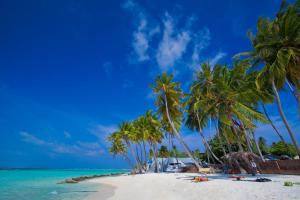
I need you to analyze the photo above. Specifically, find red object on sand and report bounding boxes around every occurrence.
[193,176,209,182]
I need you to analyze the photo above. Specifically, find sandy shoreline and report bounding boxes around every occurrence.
[85,173,300,200]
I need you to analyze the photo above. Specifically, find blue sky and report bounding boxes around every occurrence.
[0,0,299,168]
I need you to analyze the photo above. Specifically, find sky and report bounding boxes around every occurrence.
[0,0,299,169]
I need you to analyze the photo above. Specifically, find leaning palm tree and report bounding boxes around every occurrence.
[133,116,149,168]
[236,0,300,155]
[144,110,164,172]
[188,62,268,160]
[152,73,202,170]
[186,89,223,164]
[118,122,143,172]
[108,133,134,168]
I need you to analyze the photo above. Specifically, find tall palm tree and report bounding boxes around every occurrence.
[118,122,143,173]
[186,91,223,164]
[133,116,149,168]
[108,133,134,168]
[152,73,202,170]
[188,63,267,157]
[144,110,164,172]
[236,0,300,155]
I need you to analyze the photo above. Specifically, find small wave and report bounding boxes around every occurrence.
[50,190,58,195]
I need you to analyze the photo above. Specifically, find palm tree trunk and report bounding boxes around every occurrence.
[200,132,223,164]
[196,114,223,164]
[251,131,265,162]
[230,125,244,152]
[286,80,300,117]
[139,143,143,163]
[271,80,300,156]
[142,140,147,163]
[150,144,159,173]
[171,139,179,164]
[262,103,291,156]
[138,142,147,170]
[222,130,233,152]
[214,119,227,156]
[167,134,172,167]
[123,153,134,169]
[239,121,253,153]
[296,88,300,119]
[154,144,160,172]
[245,131,253,153]
[126,141,142,173]
[135,145,142,166]
[164,95,202,170]
[262,104,286,142]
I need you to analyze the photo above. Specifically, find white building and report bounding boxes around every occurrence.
[147,157,196,172]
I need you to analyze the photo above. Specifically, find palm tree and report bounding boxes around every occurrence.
[108,133,134,168]
[251,131,265,162]
[133,116,149,169]
[236,0,300,155]
[152,73,202,170]
[144,110,164,172]
[186,92,223,164]
[118,122,143,173]
[188,62,267,158]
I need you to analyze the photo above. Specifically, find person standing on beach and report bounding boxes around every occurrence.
[250,159,257,176]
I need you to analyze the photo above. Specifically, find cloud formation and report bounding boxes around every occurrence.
[209,52,227,67]
[20,131,104,157]
[90,124,118,143]
[191,28,211,67]
[156,13,191,71]
[122,0,212,73]
[122,0,159,63]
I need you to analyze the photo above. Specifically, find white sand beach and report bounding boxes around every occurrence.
[85,173,300,200]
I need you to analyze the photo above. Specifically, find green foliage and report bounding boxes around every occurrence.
[237,0,300,90]
[168,145,188,158]
[193,149,202,161]
[208,136,225,158]
[270,141,297,157]
[149,149,153,158]
[284,181,293,187]
[152,73,184,134]
[258,137,269,154]
[158,145,169,158]
[107,1,300,172]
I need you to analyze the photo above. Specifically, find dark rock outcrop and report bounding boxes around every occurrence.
[225,152,262,174]
[57,173,125,184]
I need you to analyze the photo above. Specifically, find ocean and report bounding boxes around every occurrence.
[0,169,128,200]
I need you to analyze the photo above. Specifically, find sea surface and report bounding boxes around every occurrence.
[0,169,128,200]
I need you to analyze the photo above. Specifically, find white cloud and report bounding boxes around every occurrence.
[132,19,150,62]
[20,131,45,145]
[122,0,159,63]
[20,132,104,157]
[209,52,227,67]
[156,13,191,72]
[191,28,211,68]
[90,124,118,143]
[123,2,213,74]
[64,131,71,139]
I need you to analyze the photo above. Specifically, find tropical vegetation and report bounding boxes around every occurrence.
[107,0,300,173]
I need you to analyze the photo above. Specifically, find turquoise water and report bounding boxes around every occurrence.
[0,169,128,200]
